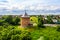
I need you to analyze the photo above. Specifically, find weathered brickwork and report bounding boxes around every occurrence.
[21,17,30,27]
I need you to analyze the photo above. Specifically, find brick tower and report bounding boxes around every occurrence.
[21,11,30,27]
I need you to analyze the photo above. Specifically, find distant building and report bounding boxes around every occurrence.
[52,19,58,23]
[21,11,30,27]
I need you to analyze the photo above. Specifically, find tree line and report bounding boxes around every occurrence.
[0,15,20,26]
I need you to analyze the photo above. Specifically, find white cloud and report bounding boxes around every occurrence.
[36,5,45,10]
[45,6,60,10]
[0,0,60,10]
[34,5,60,10]
[29,6,35,10]
[18,5,25,10]
[50,6,60,10]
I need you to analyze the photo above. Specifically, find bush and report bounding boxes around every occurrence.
[30,16,38,23]
[57,26,60,32]
[12,16,20,25]
[4,15,13,24]
[37,16,44,28]
[0,15,20,26]
[22,35,31,40]
[0,20,5,26]
[2,23,10,28]
[47,16,53,24]
[11,34,21,40]
[21,31,32,40]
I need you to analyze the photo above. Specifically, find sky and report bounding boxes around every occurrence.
[0,0,60,15]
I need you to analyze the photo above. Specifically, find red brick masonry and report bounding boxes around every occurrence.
[21,17,30,27]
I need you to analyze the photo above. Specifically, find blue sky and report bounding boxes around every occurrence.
[0,0,60,15]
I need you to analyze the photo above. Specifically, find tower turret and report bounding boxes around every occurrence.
[21,11,30,27]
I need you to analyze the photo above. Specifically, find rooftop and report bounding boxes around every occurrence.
[21,11,30,17]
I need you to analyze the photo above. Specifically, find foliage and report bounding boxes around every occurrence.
[0,19,5,26]
[21,31,32,40]
[57,26,60,32]
[30,16,38,23]
[47,16,53,24]
[11,34,21,40]
[0,24,60,40]
[0,25,32,40]
[0,15,60,40]
[12,16,20,25]
[1,15,20,25]
[4,15,13,24]
[37,15,44,28]
[30,27,60,40]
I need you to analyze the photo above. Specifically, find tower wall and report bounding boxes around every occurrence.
[21,17,30,27]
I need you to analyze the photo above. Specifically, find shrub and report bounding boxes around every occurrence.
[1,15,20,25]
[22,35,31,40]
[57,26,60,32]
[47,16,53,24]
[37,16,44,28]
[0,20,5,26]
[11,34,21,40]
[12,16,20,25]
[21,31,32,40]
[2,23,10,28]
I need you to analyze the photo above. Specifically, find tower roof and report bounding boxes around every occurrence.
[21,11,30,17]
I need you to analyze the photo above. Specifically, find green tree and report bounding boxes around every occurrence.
[37,15,44,28]
[11,34,21,40]
[1,15,20,25]
[21,31,32,40]
[0,19,5,26]
[47,16,53,24]
[4,15,13,24]
[12,16,20,25]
